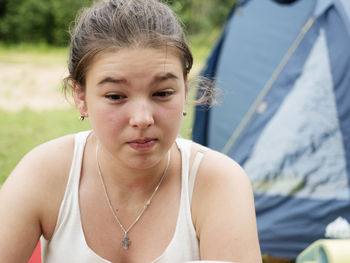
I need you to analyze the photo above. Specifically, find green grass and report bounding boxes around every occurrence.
[0,43,68,66]
[0,109,91,184]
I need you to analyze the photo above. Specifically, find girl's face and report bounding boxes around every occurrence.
[75,47,186,169]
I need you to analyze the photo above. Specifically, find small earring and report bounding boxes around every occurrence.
[79,112,87,121]
[182,111,187,116]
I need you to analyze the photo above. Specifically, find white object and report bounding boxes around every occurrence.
[325,216,350,238]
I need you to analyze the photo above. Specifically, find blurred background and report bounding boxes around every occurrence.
[0,0,234,183]
[2,1,350,262]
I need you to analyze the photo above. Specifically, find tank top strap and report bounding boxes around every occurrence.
[188,146,207,203]
[175,138,207,205]
[175,137,191,204]
[53,130,91,234]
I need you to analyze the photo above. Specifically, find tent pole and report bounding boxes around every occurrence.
[222,16,315,154]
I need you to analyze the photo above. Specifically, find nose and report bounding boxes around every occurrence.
[129,100,154,129]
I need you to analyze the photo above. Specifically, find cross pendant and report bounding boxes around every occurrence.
[122,235,131,249]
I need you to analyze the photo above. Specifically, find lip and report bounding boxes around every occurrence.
[127,138,157,151]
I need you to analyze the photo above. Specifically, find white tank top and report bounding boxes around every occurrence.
[41,130,205,262]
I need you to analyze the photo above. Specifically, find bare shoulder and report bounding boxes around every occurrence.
[190,141,250,188]
[190,141,262,262]
[2,133,76,216]
[7,133,75,186]
[0,134,76,261]
[190,141,253,225]
[1,133,76,214]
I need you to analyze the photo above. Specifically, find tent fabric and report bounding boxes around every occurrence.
[193,0,350,258]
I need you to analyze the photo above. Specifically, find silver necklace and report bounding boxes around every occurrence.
[95,143,171,249]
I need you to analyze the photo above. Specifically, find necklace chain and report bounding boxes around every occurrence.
[95,143,171,249]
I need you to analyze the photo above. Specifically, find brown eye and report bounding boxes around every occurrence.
[153,90,174,98]
[105,94,126,101]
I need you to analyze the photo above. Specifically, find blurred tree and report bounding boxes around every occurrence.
[0,0,7,40]
[168,0,236,35]
[17,0,54,43]
[0,0,7,18]
[0,0,92,45]
[0,0,235,45]
[51,0,93,46]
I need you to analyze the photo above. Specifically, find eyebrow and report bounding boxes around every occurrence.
[151,73,179,84]
[97,73,178,86]
[97,77,127,86]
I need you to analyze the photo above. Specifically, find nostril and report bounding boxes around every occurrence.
[129,113,154,128]
[129,101,154,128]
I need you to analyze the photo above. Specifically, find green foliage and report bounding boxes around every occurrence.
[188,28,222,64]
[0,0,92,46]
[168,0,236,35]
[2,0,54,43]
[0,0,235,46]
[50,0,93,45]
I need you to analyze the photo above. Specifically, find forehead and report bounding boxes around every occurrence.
[86,47,184,82]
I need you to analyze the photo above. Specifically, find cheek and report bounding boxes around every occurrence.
[89,103,124,132]
[157,98,184,126]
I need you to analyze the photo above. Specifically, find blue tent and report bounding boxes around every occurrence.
[193,0,350,259]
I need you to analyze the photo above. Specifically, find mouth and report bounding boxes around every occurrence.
[129,138,155,144]
[127,138,157,151]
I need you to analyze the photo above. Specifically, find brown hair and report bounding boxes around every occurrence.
[63,0,193,95]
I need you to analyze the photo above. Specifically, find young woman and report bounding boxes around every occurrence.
[0,0,262,262]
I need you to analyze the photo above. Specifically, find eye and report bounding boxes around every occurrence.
[105,94,126,101]
[153,90,174,98]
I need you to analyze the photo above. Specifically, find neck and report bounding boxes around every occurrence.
[95,139,172,205]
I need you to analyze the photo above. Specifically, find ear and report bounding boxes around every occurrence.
[184,74,189,97]
[73,81,88,117]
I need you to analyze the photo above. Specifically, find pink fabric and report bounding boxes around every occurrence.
[29,242,41,263]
